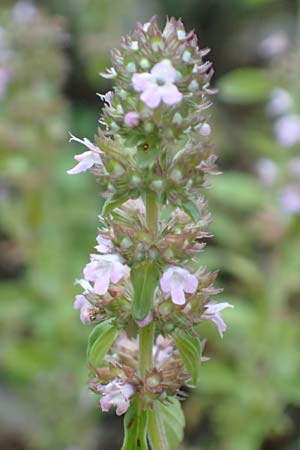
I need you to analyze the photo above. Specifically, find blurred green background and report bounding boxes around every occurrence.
[0,1,300,449]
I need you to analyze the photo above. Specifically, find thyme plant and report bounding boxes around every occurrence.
[68,17,232,450]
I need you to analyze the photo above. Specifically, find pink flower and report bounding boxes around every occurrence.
[132,60,183,109]
[202,302,233,338]
[95,235,113,253]
[97,381,135,416]
[124,111,140,128]
[73,295,91,325]
[83,254,128,295]
[67,133,103,174]
[274,115,300,148]
[160,266,198,305]
[279,186,300,214]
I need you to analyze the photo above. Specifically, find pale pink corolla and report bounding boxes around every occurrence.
[97,381,135,416]
[83,254,128,295]
[202,302,233,338]
[95,235,113,254]
[274,115,300,148]
[124,111,140,128]
[132,60,183,109]
[160,266,198,305]
[73,294,91,325]
[279,186,300,214]
[67,133,103,174]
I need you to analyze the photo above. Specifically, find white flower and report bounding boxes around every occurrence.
[160,266,198,305]
[202,302,234,338]
[97,381,135,416]
[83,254,128,295]
[132,60,183,109]
[67,133,103,174]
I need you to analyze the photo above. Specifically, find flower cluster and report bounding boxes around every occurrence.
[68,17,232,432]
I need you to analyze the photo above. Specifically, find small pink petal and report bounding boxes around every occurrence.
[110,262,125,284]
[140,87,161,108]
[94,272,111,295]
[160,83,183,105]
[211,314,226,338]
[132,72,153,92]
[183,274,198,293]
[83,260,99,282]
[160,269,173,292]
[80,308,91,325]
[151,60,177,83]
[116,399,130,416]
[73,295,87,310]
[171,286,186,305]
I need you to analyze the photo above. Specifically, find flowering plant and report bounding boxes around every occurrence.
[68,17,232,449]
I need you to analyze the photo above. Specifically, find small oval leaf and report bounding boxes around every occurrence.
[131,260,160,321]
[87,320,118,367]
[175,334,201,385]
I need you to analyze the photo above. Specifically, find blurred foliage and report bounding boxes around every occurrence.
[0,1,300,450]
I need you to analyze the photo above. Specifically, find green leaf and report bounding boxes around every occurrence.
[87,320,118,367]
[181,199,200,222]
[148,399,185,450]
[101,191,131,216]
[131,260,160,321]
[175,334,201,385]
[121,398,149,450]
[218,68,271,104]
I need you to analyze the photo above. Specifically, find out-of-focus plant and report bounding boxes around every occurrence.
[0,3,100,450]
[180,14,300,450]
[68,16,232,450]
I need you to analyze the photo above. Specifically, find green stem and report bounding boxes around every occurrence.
[139,321,155,378]
[139,190,158,379]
